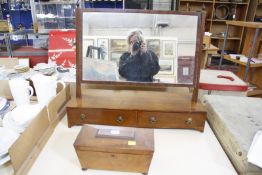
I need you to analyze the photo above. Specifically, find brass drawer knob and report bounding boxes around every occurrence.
[185,117,193,125]
[80,114,87,120]
[116,116,124,123]
[149,116,157,124]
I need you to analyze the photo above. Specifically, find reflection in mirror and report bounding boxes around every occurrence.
[82,12,198,85]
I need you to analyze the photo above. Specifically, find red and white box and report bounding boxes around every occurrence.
[48,29,76,68]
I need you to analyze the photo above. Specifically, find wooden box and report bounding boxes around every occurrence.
[8,107,51,175]
[74,125,154,174]
[203,35,211,48]
[0,58,19,69]
[0,20,9,32]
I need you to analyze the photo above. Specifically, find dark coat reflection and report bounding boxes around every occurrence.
[118,50,160,82]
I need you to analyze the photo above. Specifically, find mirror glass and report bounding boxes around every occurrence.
[82,11,198,85]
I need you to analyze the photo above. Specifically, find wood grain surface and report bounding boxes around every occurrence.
[67,86,206,130]
[74,125,154,173]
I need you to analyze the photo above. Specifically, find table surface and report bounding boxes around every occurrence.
[0,115,237,175]
[203,44,219,52]
[68,86,205,112]
[199,69,248,91]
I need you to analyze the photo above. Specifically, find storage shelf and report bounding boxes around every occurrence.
[37,16,75,19]
[211,36,241,40]
[226,20,262,28]
[214,1,248,5]
[208,19,244,22]
[178,0,250,54]
[35,1,78,5]
[208,19,228,22]
[224,55,262,68]
[180,0,213,3]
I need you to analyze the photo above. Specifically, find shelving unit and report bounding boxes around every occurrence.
[177,0,250,53]
[178,0,213,32]
[0,0,33,30]
[30,0,83,33]
[85,0,124,9]
[247,0,262,58]
[31,0,126,33]
[218,21,262,87]
[247,0,262,22]
[31,0,177,32]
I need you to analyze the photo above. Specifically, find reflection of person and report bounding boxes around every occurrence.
[118,30,160,82]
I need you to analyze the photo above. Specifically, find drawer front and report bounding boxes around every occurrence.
[67,108,137,127]
[137,111,206,131]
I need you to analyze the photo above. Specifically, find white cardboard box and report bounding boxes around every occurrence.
[0,80,70,175]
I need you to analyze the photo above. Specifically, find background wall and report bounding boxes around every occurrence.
[82,12,197,56]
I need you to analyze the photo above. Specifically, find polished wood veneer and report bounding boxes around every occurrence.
[74,125,154,174]
[67,86,206,132]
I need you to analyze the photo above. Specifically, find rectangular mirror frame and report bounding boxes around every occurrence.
[76,8,205,101]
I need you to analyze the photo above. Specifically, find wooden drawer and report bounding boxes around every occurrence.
[137,111,206,132]
[67,108,137,127]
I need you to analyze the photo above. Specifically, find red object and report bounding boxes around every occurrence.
[217,75,235,81]
[199,83,248,91]
[14,47,48,67]
[199,69,248,91]
[48,29,76,68]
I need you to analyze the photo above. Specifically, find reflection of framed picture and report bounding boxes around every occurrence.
[110,52,123,64]
[147,39,160,57]
[97,38,109,60]
[110,39,128,52]
[83,39,95,58]
[158,60,174,75]
[162,40,177,58]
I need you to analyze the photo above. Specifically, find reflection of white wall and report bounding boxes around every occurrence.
[83,12,198,41]
[161,28,197,40]
[177,42,196,56]
[87,28,152,38]
[86,27,197,41]
[83,13,198,28]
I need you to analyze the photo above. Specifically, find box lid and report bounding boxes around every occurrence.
[74,125,154,155]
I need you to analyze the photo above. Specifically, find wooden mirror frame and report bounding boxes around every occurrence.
[76,9,205,102]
